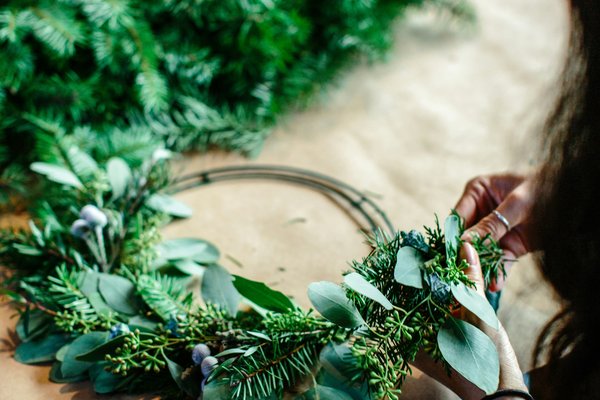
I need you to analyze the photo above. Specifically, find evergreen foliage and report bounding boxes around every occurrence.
[0,0,473,208]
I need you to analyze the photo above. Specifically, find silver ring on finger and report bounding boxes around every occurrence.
[492,210,511,231]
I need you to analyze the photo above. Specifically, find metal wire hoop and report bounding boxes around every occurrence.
[170,164,395,237]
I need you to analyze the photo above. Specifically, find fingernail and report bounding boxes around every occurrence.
[460,242,478,265]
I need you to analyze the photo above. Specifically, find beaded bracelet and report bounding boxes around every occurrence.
[482,389,534,400]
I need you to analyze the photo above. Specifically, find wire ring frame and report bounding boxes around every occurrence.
[171,164,395,237]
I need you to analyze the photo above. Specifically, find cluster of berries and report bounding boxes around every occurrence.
[191,343,219,391]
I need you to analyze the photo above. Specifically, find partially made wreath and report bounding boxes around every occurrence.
[0,139,505,400]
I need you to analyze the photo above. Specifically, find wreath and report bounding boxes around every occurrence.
[0,138,505,400]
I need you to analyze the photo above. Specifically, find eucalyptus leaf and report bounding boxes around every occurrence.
[296,385,354,400]
[128,316,159,333]
[15,333,71,364]
[61,332,108,378]
[318,342,369,400]
[444,214,461,259]
[307,281,364,329]
[89,362,124,394]
[146,193,192,218]
[438,317,499,394]
[202,264,240,315]
[233,275,294,314]
[107,157,131,199]
[451,282,498,329]
[344,272,393,310]
[165,354,198,398]
[203,380,233,400]
[16,309,52,343]
[49,362,87,383]
[75,335,128,362]
[55,344,70,362]
[30,162,83,188]
[98,273,138,315]
[394,246,424,289]
[157,238,220,263]
[174,259,205,275]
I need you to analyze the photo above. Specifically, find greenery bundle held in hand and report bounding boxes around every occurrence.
[0,138,505,399]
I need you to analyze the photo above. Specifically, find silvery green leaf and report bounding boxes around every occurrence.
[165,354,198,397]
[157,238,220,262]
[174,259,205,275]
[438,317,499,394]
[15,333,70,364]
[98,273,138,315]
[445,214,461,259]
[202,264,240,315]
[49,361,87,383]
[107,157,131,199]
[297,385,354,400]
[30,162,83,188]
[451,282,498,329]
[89,362,124,394]
[394,246,424,289]
[344,272,393,310]
[146,193,192,218]
[307,281,365,329]
[61,332,108,378]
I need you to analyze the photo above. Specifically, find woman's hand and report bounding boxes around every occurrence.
[411,243,528,399]
[454,173,536,291]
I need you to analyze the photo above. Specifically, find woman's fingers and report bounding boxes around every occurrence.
[459,242,485,295]
[461,180,533,243]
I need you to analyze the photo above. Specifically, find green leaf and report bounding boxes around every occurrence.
[307,282,364,329]
[344,272,393,310]
[157,238,220,262]
[437,317,499,394]
[173,259,205,275]
[318,343,369,400]
[106,157,131,199]
[450,282,498,330]
[15,333,71,364]
[232,275,294,313]
[75,335,127,362]
[16,309,52,342]
[297,385,354,400]
[98,273,138,315]
[394,246,424,289]
[445,214,461,259]
[146,193,192,218]
[61,332,108,378]
[203,380,232,399]
[30,162,83,188]
[89,362,124,394]
[202,264,240,315]
[49,362,87,383]
[128,316,159,333]
[165,354,198,398]
[55,344,70,362]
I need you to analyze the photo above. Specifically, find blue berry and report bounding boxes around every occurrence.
[108,323,130,339]
[200,356,218,377]
[70,219,91,239]
[80,205,108,228]
[192,343,211,365]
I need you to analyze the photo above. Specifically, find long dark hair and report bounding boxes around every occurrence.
[532,1,600,398]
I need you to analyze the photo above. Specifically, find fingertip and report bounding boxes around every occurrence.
[460,242,478,266]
